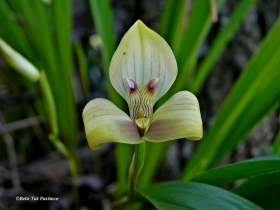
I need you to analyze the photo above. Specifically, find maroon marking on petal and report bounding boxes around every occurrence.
[125,121,141,138]
[127,79,138,94]
[147,78,159,94]
[145,120,172,140]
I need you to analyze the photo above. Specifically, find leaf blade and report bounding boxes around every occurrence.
[191,154,280,187]
[138,181,263,210]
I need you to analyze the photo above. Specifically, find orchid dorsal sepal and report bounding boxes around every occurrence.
[109,20,177,105]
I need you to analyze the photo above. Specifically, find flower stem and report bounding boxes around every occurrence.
[128,142,146,191]
[49,134,79,206]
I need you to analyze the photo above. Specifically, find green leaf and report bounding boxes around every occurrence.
[158,0,188,52]
[191,154,280,187]
[242,182,280,210]
[138,181,262,210]
[5,0,78,146]
[88,0,122,108]
[181,16,280,180]
[270,130,280,154]
[0,0,34,59]
[168,0,225,94]
[75,40,90,99]
[51,0,77,144]
[191,0,258,93]
[231,171,280,197]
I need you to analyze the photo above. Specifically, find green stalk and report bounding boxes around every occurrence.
[75,40,91,99]
[39,71,79,204]
[49,134,79,206]
[128,142,146,192]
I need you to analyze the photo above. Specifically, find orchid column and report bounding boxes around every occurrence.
[83,20,203,191]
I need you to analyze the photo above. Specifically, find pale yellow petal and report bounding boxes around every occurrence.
[109,20,177,104]
[82,98,143,150]
[143,91,203,142]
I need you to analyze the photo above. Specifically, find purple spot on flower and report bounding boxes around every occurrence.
[147,78,159,93]
[149,82,155,90]
[127,78,137,93]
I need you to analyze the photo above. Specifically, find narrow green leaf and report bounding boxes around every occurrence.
[191,154,280,187]
[181,16,280,180]
[210,67,280,162]
[3,0,80,170]
[231,171,280,197]
[168,0,225,94]
[0,0,34,59]
[270,130,280,154]
[158,0,188,52]
[8,0,59,79]
[188,66,280,177]
[138,181,262,210]
[88,0,122,108]
[242,183,280,210]
[75,40,91,99]
[191,0,258,93]
[51,0,77,144]
[231,172,280,209]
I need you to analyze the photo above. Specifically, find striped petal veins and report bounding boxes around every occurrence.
[127,78,159,136]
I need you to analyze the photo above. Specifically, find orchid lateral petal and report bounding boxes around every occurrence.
[143,91,203,142]
[127,78,142,120]
[82,98,143,150]
[141,78,159,118]
[109,20,177,104]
